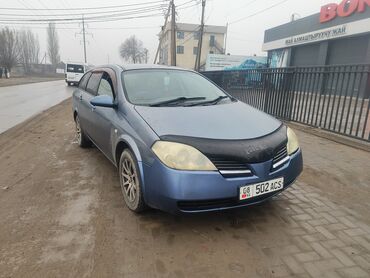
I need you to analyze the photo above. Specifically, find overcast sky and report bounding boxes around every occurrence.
[0,0,332,65]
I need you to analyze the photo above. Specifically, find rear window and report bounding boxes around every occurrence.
[67,64,84,73]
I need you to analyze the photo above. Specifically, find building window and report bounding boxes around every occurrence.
[194,31,200,40]
[177,31,184,39]
[177,45,184,54]
[210,35,215,47]
[193,47,198,55]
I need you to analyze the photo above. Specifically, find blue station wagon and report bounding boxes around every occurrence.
[72,64,303,214]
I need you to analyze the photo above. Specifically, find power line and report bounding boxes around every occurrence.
[224,0,258,18]
[177,0,197,7]
[0,4,167,17]
[229,0,290,24]
[0,7,166,22]
[0,13,165,24]
[0,1,166,11]
[0,2,193,20]
[0,24,159,30]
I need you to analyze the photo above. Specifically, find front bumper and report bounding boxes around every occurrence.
[141,149,303,214]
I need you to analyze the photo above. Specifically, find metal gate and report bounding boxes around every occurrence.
[202,65,370,141]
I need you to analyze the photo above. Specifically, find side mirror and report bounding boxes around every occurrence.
[90,95,116,108]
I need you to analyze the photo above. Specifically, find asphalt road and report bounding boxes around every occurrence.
[0,99,369,278]
[0,80,72,134]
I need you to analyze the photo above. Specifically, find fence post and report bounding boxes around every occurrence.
[362,66,370,140]
[263,69,270,113]
[287,67,296,121]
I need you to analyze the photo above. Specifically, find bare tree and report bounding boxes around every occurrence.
[119,35,147,64]
[47,22,60,66]
[0,27,20,72]
[19,29,40,73]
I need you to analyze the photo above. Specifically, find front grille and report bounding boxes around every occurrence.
[272,146,289,169]
[208,156,253,178]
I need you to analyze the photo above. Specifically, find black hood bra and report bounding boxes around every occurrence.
[160,125,287,164]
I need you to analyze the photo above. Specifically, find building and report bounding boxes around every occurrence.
[263,0,370,67]
[158,22,227,69]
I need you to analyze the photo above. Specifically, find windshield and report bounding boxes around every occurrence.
[67,64,84,73]
[122,69,228,106]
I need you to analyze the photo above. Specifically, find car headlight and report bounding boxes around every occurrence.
[287,127,299,155]
[151,141,217,171]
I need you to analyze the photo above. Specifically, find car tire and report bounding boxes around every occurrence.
[75,115,91,148]
[119,149,147,213]
[67,82,71,86]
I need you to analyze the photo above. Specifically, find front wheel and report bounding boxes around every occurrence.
[75,115,91,148]
[119,149,146,213]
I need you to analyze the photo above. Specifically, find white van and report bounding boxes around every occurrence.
[65,63,85,86]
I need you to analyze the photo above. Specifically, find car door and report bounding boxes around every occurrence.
[78,71,103,140]
[74,71,91,115]
[91,71,117,160]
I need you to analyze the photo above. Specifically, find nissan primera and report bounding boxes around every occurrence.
[72,65,303,214]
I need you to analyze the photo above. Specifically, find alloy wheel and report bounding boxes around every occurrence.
[75,117,82,145]
[120,156,138,203]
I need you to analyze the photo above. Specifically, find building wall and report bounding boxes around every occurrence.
[175,31,225,69]
[327,35,370,65]
[264,4,370,44]
[264,2,370,67]
[279,33,370,67]
[158,23,226,69]
[291,43,321,66]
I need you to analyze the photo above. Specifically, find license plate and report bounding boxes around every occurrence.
[239,177,284,200]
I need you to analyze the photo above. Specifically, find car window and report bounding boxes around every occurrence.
[86,72,103,96]
[67,64,84,73]
[98,72,114,99]
[122,70,227,106]
[78,72,92,90]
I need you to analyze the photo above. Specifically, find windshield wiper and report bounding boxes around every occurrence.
[150,97,206,107]
[186,95,230,106]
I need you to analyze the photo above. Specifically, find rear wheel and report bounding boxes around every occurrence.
[119,149,146,212]
[75,115,91,148]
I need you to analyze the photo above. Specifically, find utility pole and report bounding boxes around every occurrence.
[170,0,176,66]
[82,15,87,63]
[75,15,92,64]
[195,0,206,71]
[154,2,171,64]
[224,22,228,54]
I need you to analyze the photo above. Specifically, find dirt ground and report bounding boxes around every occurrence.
[0,99,370,278]
[0,76,63,87]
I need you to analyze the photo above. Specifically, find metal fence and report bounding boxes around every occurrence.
[202,65,370,142]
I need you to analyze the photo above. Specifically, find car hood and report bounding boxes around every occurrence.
[134,101,282,140]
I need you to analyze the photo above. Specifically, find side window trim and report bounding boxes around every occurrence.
[79,72,92,91]
[86,72,103,96]
[97,70,116,99]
